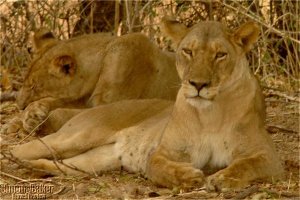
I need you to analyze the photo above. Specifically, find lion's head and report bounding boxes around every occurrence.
[161,18,259,105]
[17,30,112,109]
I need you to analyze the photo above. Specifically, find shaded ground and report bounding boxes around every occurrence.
[0,89,299,199]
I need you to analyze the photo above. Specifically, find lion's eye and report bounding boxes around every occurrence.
[215,52,227,60]
[182,48,193,58]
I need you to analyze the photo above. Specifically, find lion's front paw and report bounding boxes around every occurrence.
[174,166,205,187]
[22,102,50,133]
[206,171,244,191]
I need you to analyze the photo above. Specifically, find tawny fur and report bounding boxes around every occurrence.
[4,31,179,134]
[11,20,283,191]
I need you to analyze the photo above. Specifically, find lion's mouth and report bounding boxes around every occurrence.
[188,95,211,100]
[184,86,218,101]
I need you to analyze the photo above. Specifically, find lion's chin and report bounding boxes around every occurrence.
[186,96,213,108]
[184,91,217,101]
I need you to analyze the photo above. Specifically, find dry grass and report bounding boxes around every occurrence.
[1,0,299,91]
[0,1,299,199]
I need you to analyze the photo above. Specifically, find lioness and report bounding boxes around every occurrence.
[11,19,283,190]
[4,30,179,133]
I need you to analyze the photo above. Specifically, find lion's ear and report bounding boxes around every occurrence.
[50,55,76,77]
[33,28,57,51]
[160,16,189,47]
[233,22,260,52]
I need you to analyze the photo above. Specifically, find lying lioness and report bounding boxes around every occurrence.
[11,19,283,190]
[4,30,179,134]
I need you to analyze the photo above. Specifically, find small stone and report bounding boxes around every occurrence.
[252,192,268,200]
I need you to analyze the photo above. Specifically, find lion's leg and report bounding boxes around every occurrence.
[206,152,283,191]
[38,108,84,134]
[2,106,84,135]
[11,123,116,161]
[146,149,205,188]
[28,144,120,176]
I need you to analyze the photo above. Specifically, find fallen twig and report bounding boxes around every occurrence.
[267,125,298,134]
[0,171,27,182]
[259,188,300,198]
[234,185,259,199]
[34,136,67,176]
[264,90,300,103]
[34,136,92,176]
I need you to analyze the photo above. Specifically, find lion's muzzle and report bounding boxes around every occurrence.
[184,79,217,101]
[188,80,210,93]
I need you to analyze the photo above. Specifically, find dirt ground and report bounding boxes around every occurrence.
[0,88,299,199]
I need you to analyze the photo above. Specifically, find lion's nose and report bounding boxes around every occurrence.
[188,80,210,92]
